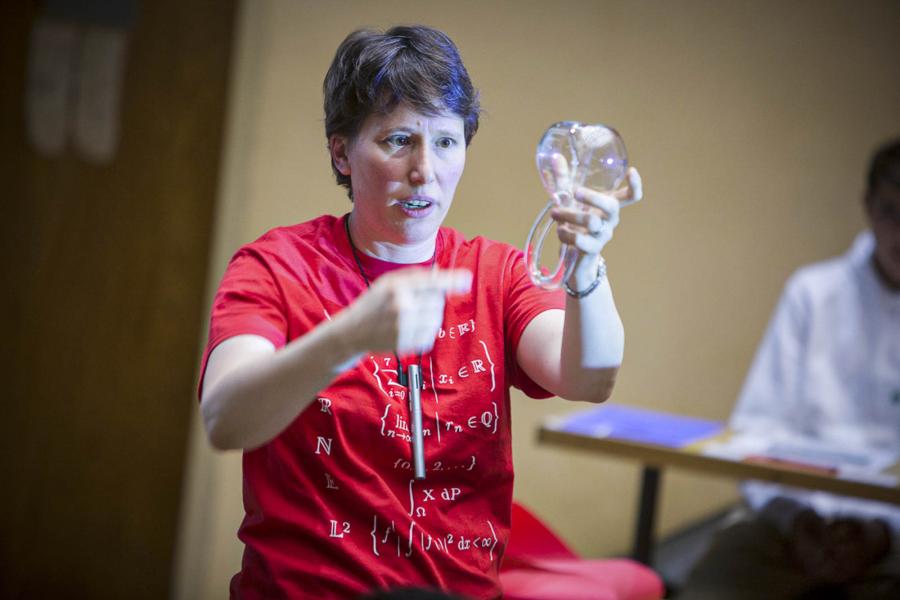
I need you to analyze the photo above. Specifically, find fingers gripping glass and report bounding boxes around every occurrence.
[525,121,632,289]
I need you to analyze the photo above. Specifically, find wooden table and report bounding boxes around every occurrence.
[538,411,900,565]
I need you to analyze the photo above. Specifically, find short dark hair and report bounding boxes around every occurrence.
[867,137,900,199]
[323,25,480,195]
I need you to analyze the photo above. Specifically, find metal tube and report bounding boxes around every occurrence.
[408,365,426,480]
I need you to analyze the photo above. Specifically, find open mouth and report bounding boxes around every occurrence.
[400,198,432,210]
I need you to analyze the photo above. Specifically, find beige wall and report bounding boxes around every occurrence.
[174,0,900,597]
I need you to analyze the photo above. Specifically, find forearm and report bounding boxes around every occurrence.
[559,263,624,401]
[201,268,471,450]
[538,166,640,402]
[201,314,363,451]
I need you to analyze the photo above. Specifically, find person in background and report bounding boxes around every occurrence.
[198,25,643,599]
[681,139,900,599]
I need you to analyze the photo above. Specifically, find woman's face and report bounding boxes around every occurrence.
[335,103,467,247]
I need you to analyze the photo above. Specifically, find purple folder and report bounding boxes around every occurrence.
[553,403,724,448]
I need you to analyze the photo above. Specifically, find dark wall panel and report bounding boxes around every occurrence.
[0,2,235,598]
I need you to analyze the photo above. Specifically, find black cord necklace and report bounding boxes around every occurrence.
[344,214,435,387]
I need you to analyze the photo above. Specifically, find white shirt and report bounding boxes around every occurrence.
[732,231,900,530]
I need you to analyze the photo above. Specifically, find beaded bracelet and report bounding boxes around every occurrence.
[563,257,607,299]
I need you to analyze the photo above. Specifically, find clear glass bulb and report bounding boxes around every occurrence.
[526,122,630,289]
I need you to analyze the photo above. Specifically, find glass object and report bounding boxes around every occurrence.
[525,121,630,289]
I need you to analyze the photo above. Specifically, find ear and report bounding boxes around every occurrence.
[330,135,352,176]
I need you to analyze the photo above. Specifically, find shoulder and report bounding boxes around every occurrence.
[245,215,338,253]
[785,255,852,302]
[787,258,844,295]
[230,214,342,266]
[780,242,863,320]
[438,227,521,269]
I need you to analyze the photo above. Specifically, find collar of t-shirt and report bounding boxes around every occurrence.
[343,221,443,281]
[354,248,435,280]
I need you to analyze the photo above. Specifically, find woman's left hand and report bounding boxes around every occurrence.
[550,166,643,260]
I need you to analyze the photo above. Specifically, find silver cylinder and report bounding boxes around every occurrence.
[408,364,426,480]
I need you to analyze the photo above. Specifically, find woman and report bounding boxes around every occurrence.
[199,25,641,599]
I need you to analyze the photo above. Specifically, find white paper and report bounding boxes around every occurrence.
[703,431,898,485]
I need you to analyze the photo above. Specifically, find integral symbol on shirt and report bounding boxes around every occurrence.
[370,509,499,562]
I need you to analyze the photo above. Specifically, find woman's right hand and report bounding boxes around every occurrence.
[344,268,472,355]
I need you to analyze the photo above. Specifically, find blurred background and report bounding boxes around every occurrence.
[1,1,898,598]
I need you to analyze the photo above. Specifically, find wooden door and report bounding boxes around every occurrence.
[0,2,235,597]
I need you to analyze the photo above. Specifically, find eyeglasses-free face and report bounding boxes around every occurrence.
[332,104,467,254]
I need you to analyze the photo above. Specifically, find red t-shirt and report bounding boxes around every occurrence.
[201,214,565,599]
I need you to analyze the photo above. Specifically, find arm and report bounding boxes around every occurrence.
[201,320,361,451]
[516,281,623,402]
[516,168,639,402]
[201,268,471,450]
[730,274,809,434]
